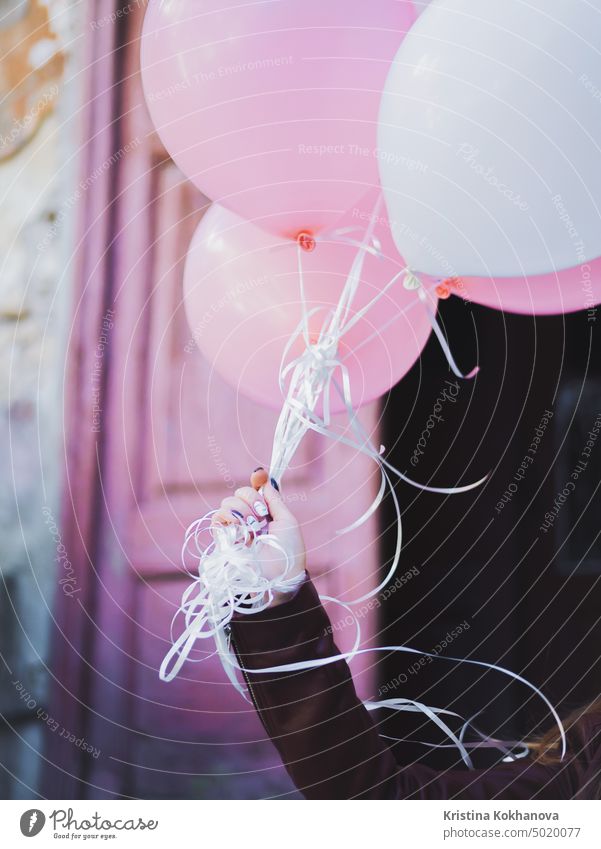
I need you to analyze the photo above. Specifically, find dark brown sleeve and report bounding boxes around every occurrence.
[229,573,570,800]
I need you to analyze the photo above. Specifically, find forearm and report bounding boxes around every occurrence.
[218,474,570,801]
[228,572,568,801]
[229,571,404,799]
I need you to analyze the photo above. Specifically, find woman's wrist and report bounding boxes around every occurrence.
[268,569,308,608]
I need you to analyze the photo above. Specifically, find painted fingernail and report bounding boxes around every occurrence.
[231,510,244,520]
[253,466,264,472]
[246,515,259,527]
[254,500,269,517]
[270,477,280,491]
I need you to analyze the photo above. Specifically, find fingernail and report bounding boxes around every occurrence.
[231,510,244,519]
[253,466,264,472]
[270,477,280,491]
[254,500,269,517]
[246,515,259,527]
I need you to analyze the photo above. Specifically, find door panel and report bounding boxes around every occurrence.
[71,4,382,800]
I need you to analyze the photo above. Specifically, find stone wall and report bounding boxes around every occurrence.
[0,0,83,799]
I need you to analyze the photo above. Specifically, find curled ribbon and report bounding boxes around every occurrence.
[403,270,479,380]
[161,196,565,767]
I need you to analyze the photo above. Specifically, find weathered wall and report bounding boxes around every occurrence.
[0,0,83,799]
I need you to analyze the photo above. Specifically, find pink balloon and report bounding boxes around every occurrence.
[442,259,601,317]
[141,0,416,238]
[183,203,433,413]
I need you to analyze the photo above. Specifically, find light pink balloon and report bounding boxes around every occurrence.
[443,259,601,316]
[183,203,433,413]
[141,0,416,238]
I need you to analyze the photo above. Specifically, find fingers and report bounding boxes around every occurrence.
[211,508,237,527]
[213,470,297,531]
[217,496,248,521]
[249,468,296,523]
[261,479,295,523]
[211,493,266,534]
[233,486,271,525]
[250,467,269,490]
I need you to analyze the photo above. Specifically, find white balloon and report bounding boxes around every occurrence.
[378,0,601,278]
[414,0,436,16]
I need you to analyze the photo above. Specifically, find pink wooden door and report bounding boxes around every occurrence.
[50,2,382,800]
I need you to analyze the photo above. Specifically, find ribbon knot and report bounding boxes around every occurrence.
[307,339,334,366]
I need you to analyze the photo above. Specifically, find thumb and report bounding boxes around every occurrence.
[262,480,295,523]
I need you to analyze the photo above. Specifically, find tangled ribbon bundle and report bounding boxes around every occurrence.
[160,197,565,768]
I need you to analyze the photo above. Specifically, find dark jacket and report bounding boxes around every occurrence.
[230,572,601,799]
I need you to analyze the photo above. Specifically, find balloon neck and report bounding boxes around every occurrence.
[435,283,452,300]
[403,270,422,291]
[441,276,463,292]
[297,231,316,252]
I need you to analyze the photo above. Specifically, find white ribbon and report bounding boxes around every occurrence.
[221,629,566,763]
[160,515,305,687]
[162,196,565,767]
[404,270,479,380]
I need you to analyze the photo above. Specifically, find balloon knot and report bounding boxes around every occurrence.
[403,270,422,291]
[297,231,316,252]
[443,276,463,289]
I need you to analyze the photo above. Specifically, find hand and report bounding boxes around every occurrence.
[212,469,306,607]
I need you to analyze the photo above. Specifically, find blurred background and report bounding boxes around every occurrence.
[0,0,599,801]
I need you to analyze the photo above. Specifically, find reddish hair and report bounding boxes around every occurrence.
[528,698,601,798]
